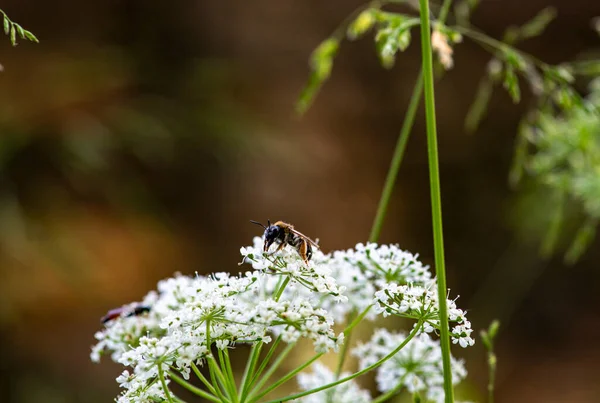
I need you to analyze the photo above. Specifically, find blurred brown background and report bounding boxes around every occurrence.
[0,0,599,402]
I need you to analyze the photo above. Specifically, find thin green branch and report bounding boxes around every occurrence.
[220,348,239,402]
[208,356,232,402]
[158,364,175,403]
[333,310,357,378]
[246,342,296,401]
[371,374,407,403]
[245,336,282,397]
[169,371,221,403]
[249,352,324,402]
[191,362,220,398]
[261,320,424,403]
[240,342,265,402]
[370,73,424,242]
[418,0,454,402]
[368,0,454,242]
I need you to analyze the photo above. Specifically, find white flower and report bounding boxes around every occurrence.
[93,238,473,401]
[352,329,467,403]
[297,362,371,403]
[374,282,474,348]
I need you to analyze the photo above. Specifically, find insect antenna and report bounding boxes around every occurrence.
[250,220,267,229]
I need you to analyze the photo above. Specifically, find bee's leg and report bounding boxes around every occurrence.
[266,242,285,257]
[298,239,310,266]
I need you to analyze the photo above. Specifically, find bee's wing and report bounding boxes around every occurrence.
[289,228,320,249]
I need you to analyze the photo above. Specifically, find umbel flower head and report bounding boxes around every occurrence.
[92,238,473,402]
[296,363,371,403]
[352,329,468,403]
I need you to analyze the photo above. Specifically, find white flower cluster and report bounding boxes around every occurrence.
[296,363,371,403]
[352,329,468,403]
[374,283,475,348]
[93,239,474,402]
[240,240,434,324]
[92,266,344,401]
[240,237,347,300]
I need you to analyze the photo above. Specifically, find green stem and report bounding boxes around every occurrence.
[246,342,296,400]
[220,348,239,402]
[261,320,424,403]
[169,371,221,403]
[191,362,220,398]
[418,0,454,402]
[371,374,407,403]
[369,73,424,243]
[158,364,175,403]
[273,276,290,301]
[333,310,357,378]
[368,0,454,243]
[248,305,372,402]
[250,352,324,403]
[487,351,497,403]
[240,342,264,402]
[246,336,282,397]
[208,356,232,402]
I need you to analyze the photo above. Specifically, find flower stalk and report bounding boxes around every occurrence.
[418,0,454,401]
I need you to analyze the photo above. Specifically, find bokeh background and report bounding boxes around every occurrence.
[1,0,599,402]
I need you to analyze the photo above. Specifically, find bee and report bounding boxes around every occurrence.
[101,304,151,324]
[250,220,319,265]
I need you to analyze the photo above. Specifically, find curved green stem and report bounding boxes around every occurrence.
[246,336,282,396]
[158,364,175,403]
[246,342,296,401]
[250,352,324,402]
[240,342,265,402]
[191,362,220,397]
[219,348,239,402]
[208,356,232,402]
[169,371,221,403]
[371,374,407,403]
[261,320,423,403]
[333,310,357,378]
[418,0,454,402]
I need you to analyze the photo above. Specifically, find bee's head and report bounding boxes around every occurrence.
[250,219,282,252]
[263,224,283,251]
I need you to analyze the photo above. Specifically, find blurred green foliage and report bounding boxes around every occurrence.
[511,79,600,263]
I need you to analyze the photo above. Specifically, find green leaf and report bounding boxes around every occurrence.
[15,23,24,39]
[508,122,532,186]
[374,16,416,69]
[296,72,323,115]
[3,16,8,35]
[488,320,500,340]
[519,7,557,40]
[347,9,376,40]
[24,30,38,43]
[9,24,16,46]
[503,65,521,103]
[296,38,339,114]
[480,330,491,350]
[503,49,527,72]
[310,38,339,78]
[565,220,597,264]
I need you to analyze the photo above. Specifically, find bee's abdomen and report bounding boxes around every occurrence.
[286,233,303,248]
